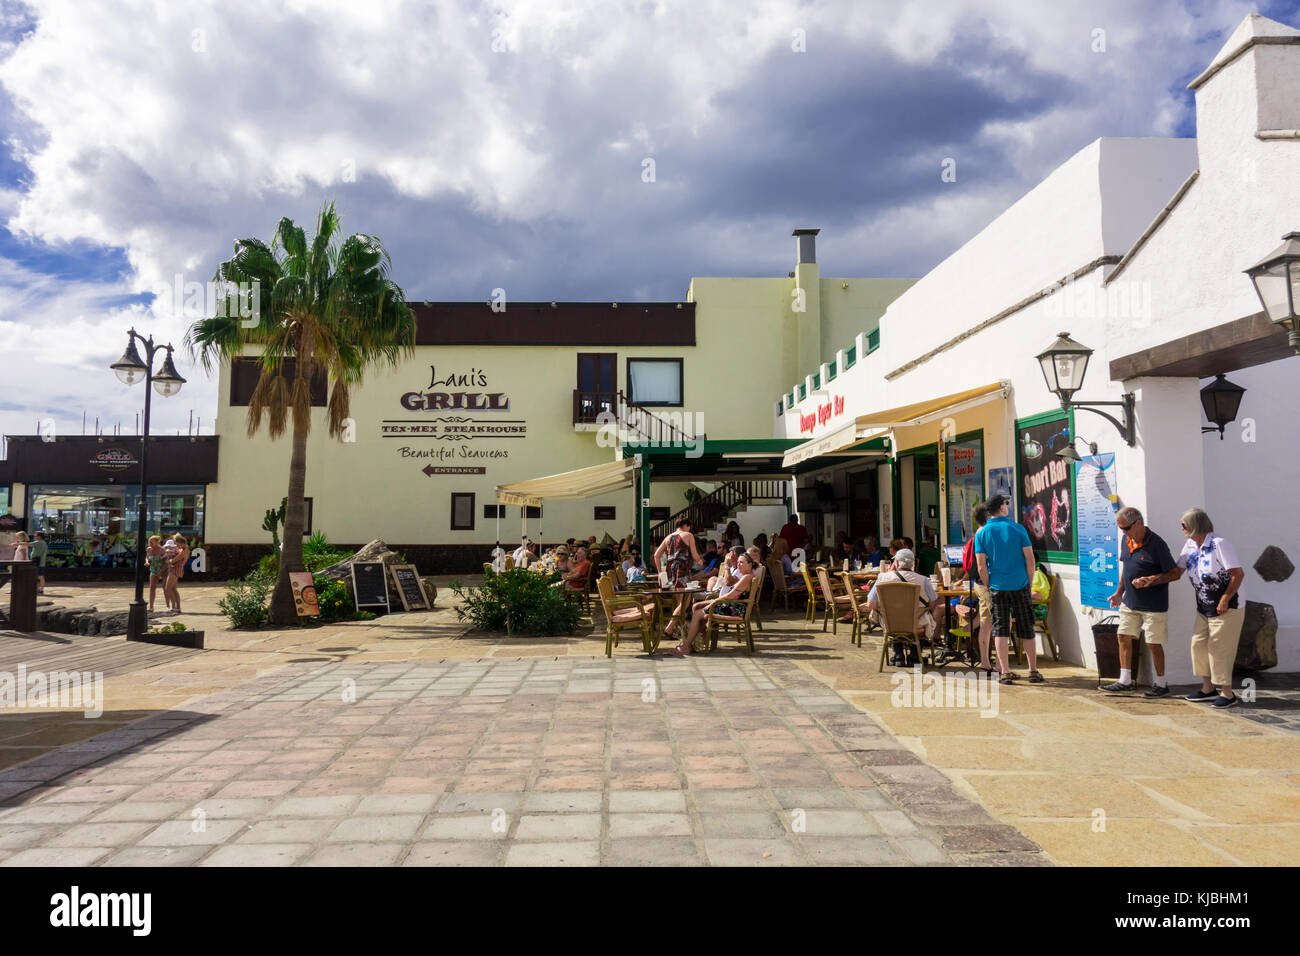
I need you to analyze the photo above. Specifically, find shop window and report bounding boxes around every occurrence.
[594,506,616,521]
[524,506,542,519]
[626,358,683,406]
[484,504,505,519]
[450,493,475,530]
[229,358,328,407]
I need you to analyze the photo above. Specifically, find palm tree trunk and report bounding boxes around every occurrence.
[269,418,309,625]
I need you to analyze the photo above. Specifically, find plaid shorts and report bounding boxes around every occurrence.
[990,586,1036,642]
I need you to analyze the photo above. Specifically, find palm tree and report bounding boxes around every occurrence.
[186,201,415,624]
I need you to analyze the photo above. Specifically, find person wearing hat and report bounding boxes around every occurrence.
[974,493,1040,684]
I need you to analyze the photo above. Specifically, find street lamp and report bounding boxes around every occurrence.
[1200,374,1246,440]
[1244,232,1300,353]
[1035,332,1136,446]
[1055,435,1099,462]
[111,329,185,640]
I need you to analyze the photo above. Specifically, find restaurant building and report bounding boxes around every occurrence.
[196,238,915,574]
[775,13,1300,679]
[0,435,218,575]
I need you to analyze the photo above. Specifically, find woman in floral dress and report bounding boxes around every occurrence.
[670,553,756,656]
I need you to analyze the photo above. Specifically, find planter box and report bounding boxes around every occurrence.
[130,629,204,649]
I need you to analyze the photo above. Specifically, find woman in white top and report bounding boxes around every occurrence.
[670,553,754,657]
[1171,508,1245,708]
[511,538,532,567]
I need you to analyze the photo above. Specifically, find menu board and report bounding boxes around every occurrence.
[351,562,391,610]
[390,564,429,611]
[289,572,320,617]
[1077,453,1121,608]
[1016,415,1074,557]
[944,437,984,546]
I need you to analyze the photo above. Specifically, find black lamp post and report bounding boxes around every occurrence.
[1035,331,1136,446]
[111,329,185,640]
[1245,232,1300,353]
[1056,435,1098,462]
[1200,374,1246,439]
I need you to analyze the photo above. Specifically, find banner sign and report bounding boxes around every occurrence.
[1077,453,1122,608]
[944,437,983,546]
[1015,417,1074,556]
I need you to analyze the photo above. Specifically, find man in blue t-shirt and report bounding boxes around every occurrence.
[1104,507,1177,697]
[974,494,1039,684]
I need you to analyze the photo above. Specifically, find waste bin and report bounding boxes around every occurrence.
[1091,616,1143,686]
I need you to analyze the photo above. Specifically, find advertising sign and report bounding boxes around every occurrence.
[944,437,983,546]
[1077,453,1122,608]
[1016,416,1074,557]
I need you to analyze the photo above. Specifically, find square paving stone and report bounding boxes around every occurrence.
[327,815,426,843]
[420,816,509,840]
[870,810,920,836]
[690,789,772,812]
[703,839,803,866]
[100,845,212,867]
[437,792,523,815]
[355,793,440,815]
[896,837,949,864]
[0,847,109,866]
[504,841,600,866]
[607,791,687,813]
[303,843,406,866]
[521,791,602,813]
[937,825,1039,854]
[0,825,54,849]
[607,813,693,839]
[797,810,881,837]
[698,812,787,838]
[771,789,856,809]
[139,819,248,846]
[269,795,361,818]
[514,814,602,841]
[46,822,155,847]
[238,818,335,844]
[0,803,101,825]
[604,838,702,867]
[799,837,904,865]
[200,843,310,866]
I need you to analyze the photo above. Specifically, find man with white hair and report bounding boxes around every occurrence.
[867,549,942,667]
[1105,506,1177,696]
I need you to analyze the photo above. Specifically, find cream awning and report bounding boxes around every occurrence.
[495,458,636,507]
[781,381,1008,469]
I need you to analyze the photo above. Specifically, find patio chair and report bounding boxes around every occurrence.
[766,556,806,611]
[482,562,494,576]
[705,569,763,655]
[814,565,853,635]
[750,564,765,631]
[800,562,824,624]
[504,555,515,570]
[838,571,874,647]
[875,580,928,672]
[596,573,658,657]
[1032,573,1061,661]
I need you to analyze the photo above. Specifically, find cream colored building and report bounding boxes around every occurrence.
[201,231,916,574]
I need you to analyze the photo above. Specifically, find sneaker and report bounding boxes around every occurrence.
[1101,680,1133,693]
[1143,685,1170,698]
[1184,688,1218,702]
[1211,694,1239,709]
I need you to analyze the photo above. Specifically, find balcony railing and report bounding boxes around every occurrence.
[573,389,617,425]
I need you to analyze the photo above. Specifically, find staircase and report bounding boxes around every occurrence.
[649,480,786,544]
[573,389,700,447]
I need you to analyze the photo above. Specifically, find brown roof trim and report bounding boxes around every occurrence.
[1187,34,1300,90]
[1109,312,1295,380]
[884,255,1120,382]
[1103,169,1200,286]
[411,301,695,347]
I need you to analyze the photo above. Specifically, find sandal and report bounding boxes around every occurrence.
[667,646,689,658]
[1027,671,1045,683]
[998,674,1017,685]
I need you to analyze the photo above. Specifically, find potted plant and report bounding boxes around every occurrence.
[131,619,205,649]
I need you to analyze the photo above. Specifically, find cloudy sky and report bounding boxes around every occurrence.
[0,0,1295,442]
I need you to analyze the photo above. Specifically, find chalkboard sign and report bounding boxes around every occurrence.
[390,564,429,611]
[351,562,390,610]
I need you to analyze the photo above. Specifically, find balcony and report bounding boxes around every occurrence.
[573,389,617,426]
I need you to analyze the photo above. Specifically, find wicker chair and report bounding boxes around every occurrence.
[704,572,763,655]
[750,565,765,631]
[800,563,824,623]
[814,565,853,634]
[596,573,658,657]
[838,571,874,647]
[1031,572,1061,661]
[875,580,928,672]
[766,556,807,611]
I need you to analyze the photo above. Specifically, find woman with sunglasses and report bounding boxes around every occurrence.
[669,553,754,656]
[1172,508,1246,708]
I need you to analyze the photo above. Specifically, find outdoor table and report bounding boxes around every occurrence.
[639,587,719,649]
[934,585,979,666]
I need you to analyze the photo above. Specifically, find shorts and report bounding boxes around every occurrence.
[972,583,992,625]
[1116,604,1168,645]
[990,586,1036,642]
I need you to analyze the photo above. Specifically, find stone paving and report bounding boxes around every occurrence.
[0,655,1044,866]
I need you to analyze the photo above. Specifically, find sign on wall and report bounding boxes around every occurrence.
[1015,416,1074,558]
[388,364,525,470]
[944,436,983,546]
[1077,453,1122,609]
[988,467,1014,501]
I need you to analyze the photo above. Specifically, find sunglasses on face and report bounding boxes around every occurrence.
[1117,523,1133,532]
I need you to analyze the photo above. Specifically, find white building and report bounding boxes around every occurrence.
[776,13,1300,680]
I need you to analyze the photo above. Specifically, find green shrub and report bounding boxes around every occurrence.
[250,553,279,587]
[218,576,270,629]
[303,531,351,572]
[314,573,355,621]
[451,568,581,636]
[149,621,188,634]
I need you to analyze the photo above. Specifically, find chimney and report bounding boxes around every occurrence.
[793,228,819,266]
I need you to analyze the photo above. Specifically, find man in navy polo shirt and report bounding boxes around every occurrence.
[1104,507,1177,696]
[974,494,1039,684]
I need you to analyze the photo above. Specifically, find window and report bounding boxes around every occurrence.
[300,497,313,536]
[594,506,616,521]
[826,361,836,381]
[575,354,617,422]
[812,373,821,390]
[626,358,683,406]
[450,493,475,530]
[798,383,807,401]
[483,504,505,519]
[649,507,670,522]
[523,505,542,519]
[229,357,327,407]
[845,345,857,369]
[867,329,881,353]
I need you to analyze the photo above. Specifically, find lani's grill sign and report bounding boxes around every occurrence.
[386,366,525,463]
